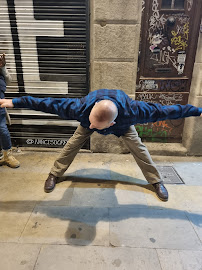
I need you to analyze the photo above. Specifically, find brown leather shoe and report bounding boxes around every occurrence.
[44,173,58,193]
[152,182,168,202]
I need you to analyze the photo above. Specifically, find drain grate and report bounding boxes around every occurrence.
[156,166,184,184]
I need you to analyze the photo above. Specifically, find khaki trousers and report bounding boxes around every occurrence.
[50,125,161,184]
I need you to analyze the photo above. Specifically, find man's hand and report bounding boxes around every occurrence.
[0,53,6,68]
[0,99,14,108]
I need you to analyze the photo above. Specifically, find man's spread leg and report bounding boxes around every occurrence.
[122,125,168,201]
[44,125,93,193]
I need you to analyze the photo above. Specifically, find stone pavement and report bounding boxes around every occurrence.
[0,150,202,270]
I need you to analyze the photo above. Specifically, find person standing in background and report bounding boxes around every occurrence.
[0,53,20,168]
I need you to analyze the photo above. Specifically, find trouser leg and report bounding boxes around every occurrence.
[0,113,12,150]
[50,125,93,177]
[0,114,20,168]
[121,125,161,184]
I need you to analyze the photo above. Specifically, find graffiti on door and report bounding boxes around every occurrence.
[136,0,201,142]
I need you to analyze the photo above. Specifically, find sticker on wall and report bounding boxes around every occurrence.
[136,80,158,91]
[177,51,186,74]
[149,34,163,52]
[187,0,193,11]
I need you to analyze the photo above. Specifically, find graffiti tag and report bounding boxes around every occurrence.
[26,138,68,146]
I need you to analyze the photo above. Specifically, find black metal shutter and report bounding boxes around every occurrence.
[2,0,89,148]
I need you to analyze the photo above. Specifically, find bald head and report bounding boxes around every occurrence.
[89,100,118,130]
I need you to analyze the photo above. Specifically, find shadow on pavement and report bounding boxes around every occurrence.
[0,168,201,246]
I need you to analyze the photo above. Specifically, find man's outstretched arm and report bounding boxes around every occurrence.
[0,96,81,120]
[131,100,202,124]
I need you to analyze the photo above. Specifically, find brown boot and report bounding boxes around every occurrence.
[44,173,58,193]
[0,149,20,168]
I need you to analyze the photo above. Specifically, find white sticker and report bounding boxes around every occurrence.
[177,53,186,64]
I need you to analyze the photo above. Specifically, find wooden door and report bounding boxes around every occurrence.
[136,0,201,142]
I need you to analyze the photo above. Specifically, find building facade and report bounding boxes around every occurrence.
[0,0,201,154]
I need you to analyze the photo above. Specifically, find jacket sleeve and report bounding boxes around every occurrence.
[12,96,81,120]
[0,66,12,85]
[131,100,202,124]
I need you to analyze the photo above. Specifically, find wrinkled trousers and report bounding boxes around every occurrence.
[50,125,161,184]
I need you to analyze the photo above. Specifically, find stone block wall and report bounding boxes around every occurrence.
[90,0,142,153]
[183,20,202,155]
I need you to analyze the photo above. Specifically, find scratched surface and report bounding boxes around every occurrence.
[135,0,199,142]
[135,91,188,142]
[136,79,188,92]
[143,1,191,77]
[136,92,189,105]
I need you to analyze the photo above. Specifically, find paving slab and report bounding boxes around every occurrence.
[0,204,34,242]
[109,160,147,185]
[173,162,202,185]
[33,151,75,175]
[70,183,148,207]
[157,249,184,270]
[38,183,74,207]
[186,211,202,242]
[0,243,41,270]
[0,171,46,183]
[145,185,202,211]
[0,174,46,207]
[35,245,161,270]
[114,184,149,207]
[20,206,109,246]
[70,187,119,207]
[157,249,202,270]
[1,152,202,270]
[0,151,48,174]
[0,243,40,270]
[109,207,202,249]
[67,166,112,181]
[178,250,202,270]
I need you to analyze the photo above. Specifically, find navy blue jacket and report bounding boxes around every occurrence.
[12,89,202,137]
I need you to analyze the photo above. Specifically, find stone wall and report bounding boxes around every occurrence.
[89,1,202,155]
[90,0,142,153]
[183,20,202,155]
